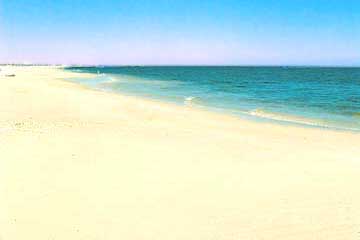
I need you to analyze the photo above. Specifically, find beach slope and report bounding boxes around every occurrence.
[1,66,360,239]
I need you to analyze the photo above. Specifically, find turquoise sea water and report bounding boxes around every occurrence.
[65,66,360,131]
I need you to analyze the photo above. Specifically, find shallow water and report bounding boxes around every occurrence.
[65,66,360,131]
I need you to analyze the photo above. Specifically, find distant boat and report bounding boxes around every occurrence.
[5,74,16,77]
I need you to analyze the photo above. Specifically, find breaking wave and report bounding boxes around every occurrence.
[184,96,199,106]
[248,108,332,128]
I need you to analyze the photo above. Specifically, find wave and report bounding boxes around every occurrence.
[248,108,333,128]
[184,96,198,106]
[97,77,118,88]
[247,109,360,131]
[96,71,106,76]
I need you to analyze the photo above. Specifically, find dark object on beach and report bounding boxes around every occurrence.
[5,74,16,77]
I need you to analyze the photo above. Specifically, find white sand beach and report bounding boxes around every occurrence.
[1,66,360,239]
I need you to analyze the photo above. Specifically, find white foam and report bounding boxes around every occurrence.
[248,109,331,128]
[184,96,197,105]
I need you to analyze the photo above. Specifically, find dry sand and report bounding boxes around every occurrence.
[1,66,360,239]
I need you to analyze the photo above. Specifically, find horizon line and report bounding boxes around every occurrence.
[1,63,360,68]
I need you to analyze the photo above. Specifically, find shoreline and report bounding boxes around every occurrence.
[1,66,360,240]
[63,67,360,133]
[63,67,360,134]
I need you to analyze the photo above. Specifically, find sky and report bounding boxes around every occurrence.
[0,0,359,66]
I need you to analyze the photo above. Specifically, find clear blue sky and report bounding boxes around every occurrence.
[0,0,359,65]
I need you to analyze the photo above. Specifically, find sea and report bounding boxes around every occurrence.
[65,66,360,131]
